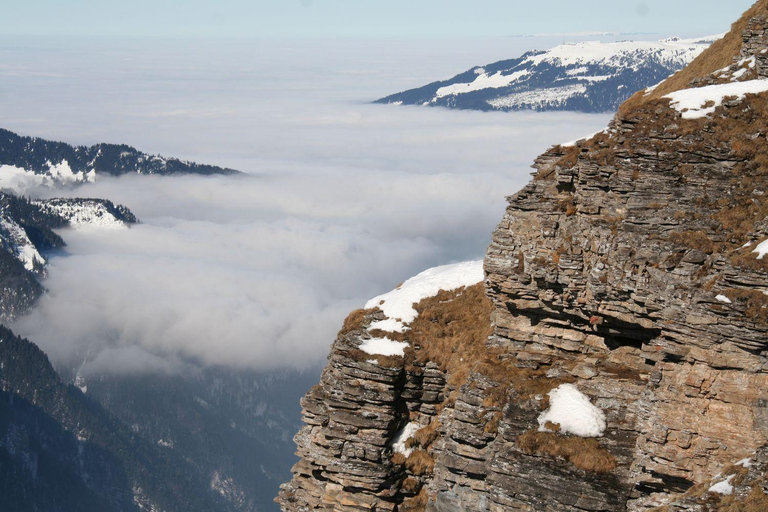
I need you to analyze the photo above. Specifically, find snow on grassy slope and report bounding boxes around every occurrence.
[537,384,607,437]
[357,260,484,358]
[436,69,531,98]
[664,79,768,119]
[753,239,768,260]
[487,84,588,110]
[708,475,735,495]
[527,38,709,69]
[365,260,484,333]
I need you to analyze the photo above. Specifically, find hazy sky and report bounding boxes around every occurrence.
[3,0,756,38]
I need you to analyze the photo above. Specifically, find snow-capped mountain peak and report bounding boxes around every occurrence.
[376,35,720,113]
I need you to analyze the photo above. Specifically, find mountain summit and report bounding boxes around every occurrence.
[376,36,717,112]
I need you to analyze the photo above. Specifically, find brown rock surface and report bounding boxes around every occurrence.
[278,2,768,511]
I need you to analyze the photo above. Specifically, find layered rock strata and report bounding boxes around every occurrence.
[277,307,449,511]
[279,2,768,511]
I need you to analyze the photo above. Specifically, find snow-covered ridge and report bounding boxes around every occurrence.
[376,35,718,113]
[358,260,485,359]
[34,198,136,229]
[0,127,239,195]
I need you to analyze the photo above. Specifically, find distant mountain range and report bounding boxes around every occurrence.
[0,128,239,191]
[375,36,719,112]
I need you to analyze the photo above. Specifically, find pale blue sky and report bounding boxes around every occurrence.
[3,0,757,38]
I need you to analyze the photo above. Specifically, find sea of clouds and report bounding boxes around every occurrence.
[1,36,612,373]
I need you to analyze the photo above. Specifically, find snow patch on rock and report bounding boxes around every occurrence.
[359,337,409,357]
[390,422,422,457]
[538,384,607,437]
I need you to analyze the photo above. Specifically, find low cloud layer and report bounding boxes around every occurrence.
[4,37,611,372]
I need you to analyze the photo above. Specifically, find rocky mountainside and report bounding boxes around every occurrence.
[375,37,716,113]
[0,127,239,190]
[79,367,315,512]
[279,2,768,511]
[0,324,244,512]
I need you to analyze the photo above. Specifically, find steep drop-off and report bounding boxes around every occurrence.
[278,2,768,511]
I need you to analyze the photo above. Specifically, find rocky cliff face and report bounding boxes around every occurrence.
[278,2,768,511]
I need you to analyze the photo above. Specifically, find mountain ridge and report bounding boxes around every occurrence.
[376,36,718,113]
[0,127,239,191]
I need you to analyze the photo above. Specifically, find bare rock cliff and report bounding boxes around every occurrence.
[278,2,768,510]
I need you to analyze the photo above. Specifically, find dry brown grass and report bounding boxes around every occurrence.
[391,452,406,466]
[345,348,404,367]
[627,0,768,105]
[556,145,581,169]
[613,92,768,267]
[667,231,726,255]
[407,284,495,389]
[406,422,440,450]
[339,308,376,335]
[730,240,768,273]
[651,464,760,511]
[725,288,768,324]
[400,476,421,495]
[484,412,502,434]
[399,487,429,512]
[516,430,617,473]
[409,285,577,409]
[718,483,768,511]
[405,450,435,476]
[558,196,577,216]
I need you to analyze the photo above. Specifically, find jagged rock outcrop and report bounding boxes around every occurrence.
[279,2,768,511]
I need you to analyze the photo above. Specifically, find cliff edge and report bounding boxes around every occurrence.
[278,1,768,510]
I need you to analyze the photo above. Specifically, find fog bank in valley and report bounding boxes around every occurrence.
[2,37,612,372]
